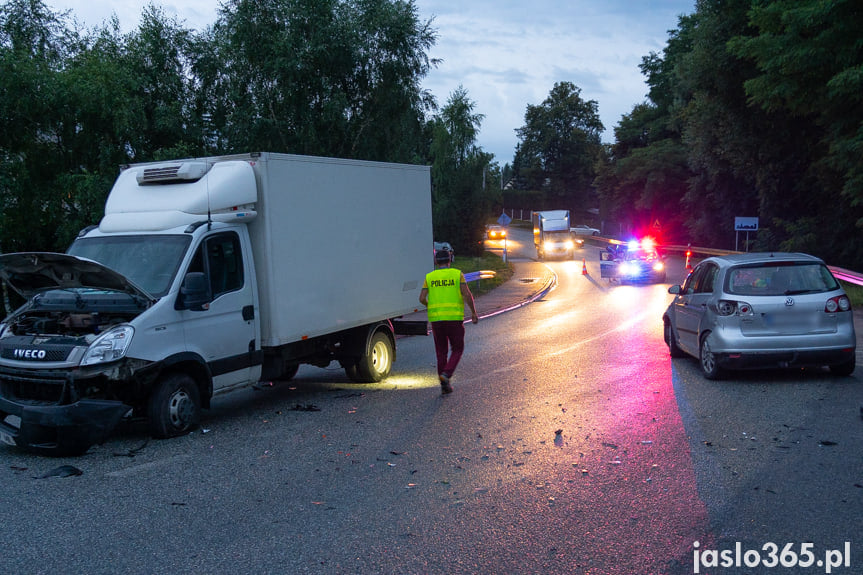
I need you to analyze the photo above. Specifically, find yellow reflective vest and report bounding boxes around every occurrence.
[424,268,464,321]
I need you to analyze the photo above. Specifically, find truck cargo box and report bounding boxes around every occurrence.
[245,153,432,347]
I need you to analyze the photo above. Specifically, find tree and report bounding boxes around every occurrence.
[0,0,76,253]
[199,0,437,162]
[512,81,603,208]
[729,0,863,262]
[429,86,496,255]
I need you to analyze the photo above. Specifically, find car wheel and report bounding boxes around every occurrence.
[829,356,856,376]
[356,331,393,383]
[148,373,201,438]
[664,320,686,358]
[699,335,724,380]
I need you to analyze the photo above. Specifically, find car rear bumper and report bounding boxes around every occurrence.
[714,347,855,370]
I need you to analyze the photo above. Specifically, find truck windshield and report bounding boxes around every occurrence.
[68,235,192,298]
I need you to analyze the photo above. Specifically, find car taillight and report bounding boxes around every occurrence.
[825,295,851,313]
[718,300,752,316]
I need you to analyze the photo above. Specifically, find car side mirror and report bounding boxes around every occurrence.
[668,284,681,294]
[177,272,210,311]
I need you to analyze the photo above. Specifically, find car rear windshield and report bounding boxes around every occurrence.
[725,262,840,296]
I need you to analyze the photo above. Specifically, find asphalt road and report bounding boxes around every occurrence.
[0,227,860,575]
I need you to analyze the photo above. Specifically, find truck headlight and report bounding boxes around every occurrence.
[81,326,135,366]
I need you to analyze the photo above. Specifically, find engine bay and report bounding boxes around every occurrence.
[1,289,147,342]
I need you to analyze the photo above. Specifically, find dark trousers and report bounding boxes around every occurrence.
[431,320,465,378]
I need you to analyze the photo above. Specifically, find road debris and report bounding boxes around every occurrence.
[291,403,321,411]
[35,465,83,479]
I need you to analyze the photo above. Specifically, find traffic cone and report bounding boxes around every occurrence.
[685,246,692,270]
[582,258,588,275]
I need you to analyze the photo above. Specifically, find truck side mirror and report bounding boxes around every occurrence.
[177,272,210,311]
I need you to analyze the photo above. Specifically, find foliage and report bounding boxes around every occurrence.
[512,81,604,209]
[199,0,437,162]
[429,86,499,256]
[453,250,513,297]
[599,0,863,269]
[4,0,863,281]
[0,0,448,261]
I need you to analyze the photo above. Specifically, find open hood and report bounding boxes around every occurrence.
[0,252,155,301]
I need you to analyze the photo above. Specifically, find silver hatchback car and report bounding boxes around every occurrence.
[663,252,856,379]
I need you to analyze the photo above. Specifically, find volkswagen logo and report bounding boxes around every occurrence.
[785,297,795,306]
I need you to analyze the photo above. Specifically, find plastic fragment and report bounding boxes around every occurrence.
[36,465,83,479]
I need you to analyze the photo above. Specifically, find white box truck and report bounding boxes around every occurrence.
[0,152,432,454]
[532,209,579,260]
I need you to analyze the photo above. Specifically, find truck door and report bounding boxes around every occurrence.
[181,231,260,392]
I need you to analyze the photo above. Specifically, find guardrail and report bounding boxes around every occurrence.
[582,236,863,287]
[666,244,863,287]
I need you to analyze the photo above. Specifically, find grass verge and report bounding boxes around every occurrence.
[453,251,514,297]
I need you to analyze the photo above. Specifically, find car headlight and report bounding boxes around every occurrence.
[81,325,135,366]
[565,241,575,249]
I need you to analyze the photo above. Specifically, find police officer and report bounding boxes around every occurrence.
[419,246,479,394]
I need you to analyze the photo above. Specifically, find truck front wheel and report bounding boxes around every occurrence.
[356,331,393,383]
[148,373,201,438]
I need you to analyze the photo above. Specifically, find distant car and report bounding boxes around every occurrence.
[486,224,507,239]
[600,239,666,284]
[571,224,600,236]
[662,252,856,379]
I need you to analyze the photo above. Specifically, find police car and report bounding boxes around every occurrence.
[600,238,667,284]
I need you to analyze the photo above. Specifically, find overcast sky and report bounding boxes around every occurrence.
[49,0,695,163]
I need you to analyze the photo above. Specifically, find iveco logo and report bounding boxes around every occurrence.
[785,297,795,307]
[13,349,47,359]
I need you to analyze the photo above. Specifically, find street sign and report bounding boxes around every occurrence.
[497,212,512,226]
[734,217,759,231]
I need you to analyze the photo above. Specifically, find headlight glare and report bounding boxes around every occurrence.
[81,326,134,366]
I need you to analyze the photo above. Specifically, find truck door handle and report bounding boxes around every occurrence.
[242,305,255,321]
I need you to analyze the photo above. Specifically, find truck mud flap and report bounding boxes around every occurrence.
[392,320,429,336]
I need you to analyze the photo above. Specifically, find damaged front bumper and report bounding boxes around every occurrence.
[0,396,129,455]
[0,362,140,455]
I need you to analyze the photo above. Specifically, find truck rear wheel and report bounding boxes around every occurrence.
[356,331,393,383]
[148,373,201,438]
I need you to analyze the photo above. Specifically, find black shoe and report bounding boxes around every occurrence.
[439,374,453,394]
